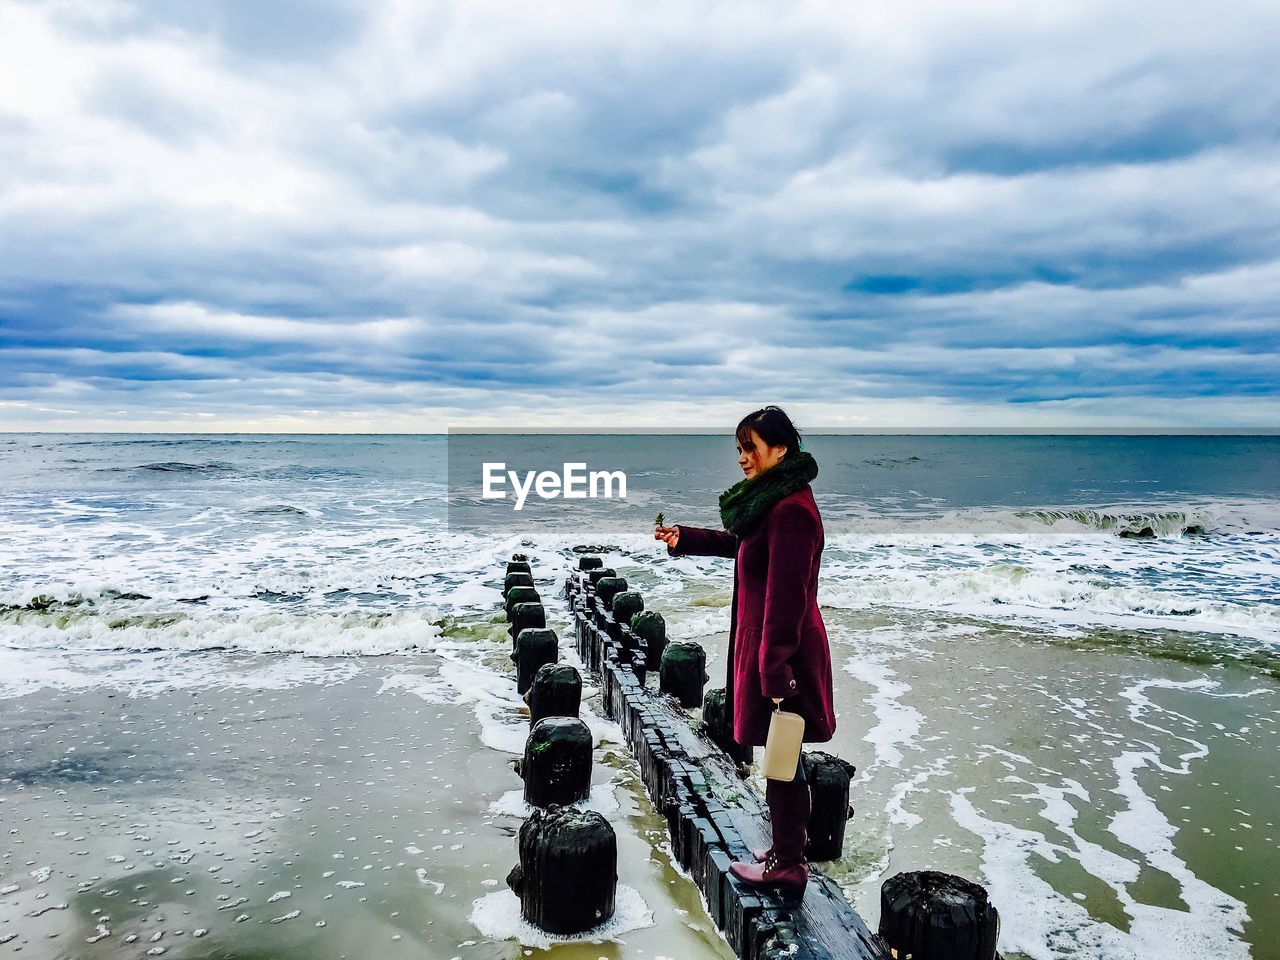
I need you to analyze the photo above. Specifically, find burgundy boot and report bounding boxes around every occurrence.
[729,778,811,900]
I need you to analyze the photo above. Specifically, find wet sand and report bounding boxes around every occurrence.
[0,636,736,959]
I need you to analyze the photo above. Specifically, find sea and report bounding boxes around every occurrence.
[1,433,1277,960]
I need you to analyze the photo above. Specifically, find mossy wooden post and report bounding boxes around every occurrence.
[506,805,616,935]
[503,571,534,598]
[514,628,559,694]
[703,687,752,763]
[526,663,582,725]
[505,585,540,618]
[507,558,531,576]
[879,871,999,960]
[611,589,643,626]
[578,556,603,572]
[522,716,592,807]
[594,576,628,616]
[586,567,616,587]
[804,751,857,861]
[629,610,667,669]
[509,602,546,642]
[660,641,708,708]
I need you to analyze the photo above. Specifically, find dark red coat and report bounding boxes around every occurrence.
[668,484,837,747]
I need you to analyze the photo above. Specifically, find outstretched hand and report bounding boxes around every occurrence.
[654,524,680,549]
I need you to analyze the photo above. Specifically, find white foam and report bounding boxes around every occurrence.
[0,645,361,700]
[488,782,621,819]
[0,608,443,657]
[948,680,1259,960]
[951,784,1251,960]
[448,581,503,609]
[842,659,923,770]
[819,533,1280,646]
[376,672,459,705]
[384,651,623,756]
[414,869,444,895]
[883,756,951,829]
[468,884,654,949]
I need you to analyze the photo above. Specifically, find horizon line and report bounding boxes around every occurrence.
[3,428,1279,437]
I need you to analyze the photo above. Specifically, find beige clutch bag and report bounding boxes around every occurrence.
[762,707,805,781]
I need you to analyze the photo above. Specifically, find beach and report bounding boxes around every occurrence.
[1,434,1277,959]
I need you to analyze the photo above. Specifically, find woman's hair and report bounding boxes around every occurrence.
[735,406,803,459]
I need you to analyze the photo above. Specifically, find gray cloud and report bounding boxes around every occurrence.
[0,0,1277,430]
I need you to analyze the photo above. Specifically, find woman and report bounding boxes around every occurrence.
[654,406,836,900]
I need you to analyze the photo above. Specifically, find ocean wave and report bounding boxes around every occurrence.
[133,460,239,474]
[0,646,361,700]
[94,460,359,482]
[863,456,923,468]
[66,438,218,447]
[821,559,1280,647]
[255,465,360,481]
[1,588,153,613]
[0,607,444,657]
[814,498,1280,538]
[1012,508,1211,538]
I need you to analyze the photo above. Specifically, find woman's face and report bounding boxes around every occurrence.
[736,429,788,480]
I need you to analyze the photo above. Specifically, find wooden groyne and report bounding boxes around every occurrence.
[562,557,891,960]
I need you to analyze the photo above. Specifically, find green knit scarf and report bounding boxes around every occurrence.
[718,450,819,537]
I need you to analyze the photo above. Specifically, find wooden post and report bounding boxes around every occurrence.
[702,687,752,764]
[509,602,546,641]
[629,610,667,669]
[505,585,540,618]
[506,805,617,935]
[578,556,603,571]
[503,571,534,598]
[804,751,857,861]
[525,663,582,725]
[610,589,644,628]
[594,576,628,613]
[521,717,593,808]
[660,641,708,708]
[514,627,559,694]
[586,567,616,586]
[507,559,531,576]
[879,871,999,960]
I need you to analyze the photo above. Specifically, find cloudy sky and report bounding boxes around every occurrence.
[1,0,1277,431]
